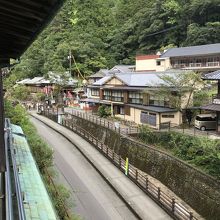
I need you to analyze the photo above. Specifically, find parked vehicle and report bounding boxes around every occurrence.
[194,114,216,131]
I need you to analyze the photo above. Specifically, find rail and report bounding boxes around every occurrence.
[64,109,140,135]
[5,118,26,220]
[43,111,197,220]
[4,118,13,220]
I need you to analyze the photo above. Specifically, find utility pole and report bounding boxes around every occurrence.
[68,50,72,76]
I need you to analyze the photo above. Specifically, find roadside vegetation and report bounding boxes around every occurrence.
[138,126,220,179]
[4,100,79,220]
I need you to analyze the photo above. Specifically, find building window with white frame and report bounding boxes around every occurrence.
[91,89,100,96]
[128,92,143,104]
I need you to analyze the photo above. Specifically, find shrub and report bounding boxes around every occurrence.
[97,105,111,118]
[138,128,220,178]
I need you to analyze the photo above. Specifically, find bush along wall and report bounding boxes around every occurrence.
[70,114,220,220]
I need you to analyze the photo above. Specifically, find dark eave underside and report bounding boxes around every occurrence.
[0,0,64,65]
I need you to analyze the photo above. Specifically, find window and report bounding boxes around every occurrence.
[103,90,111,100]
[140,111,156,126]
[156,61,161,66]
[112,91,123,102]
[128,92,143,104]
[91,89,99,96]
[162,114,174,118]
[103,90,123,102]
[149,95,169,107]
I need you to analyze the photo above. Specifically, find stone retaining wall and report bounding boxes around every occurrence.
[72,115,220,220]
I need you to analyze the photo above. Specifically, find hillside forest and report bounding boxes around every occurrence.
[11,0,220,79]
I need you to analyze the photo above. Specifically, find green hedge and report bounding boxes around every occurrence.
[138,126,220,178]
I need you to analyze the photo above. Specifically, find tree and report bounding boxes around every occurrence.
[157,71,203,110]
[9,0,220,78]
[11,85,30,101]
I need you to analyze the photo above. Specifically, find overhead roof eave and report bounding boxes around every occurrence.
[0,0,65,66]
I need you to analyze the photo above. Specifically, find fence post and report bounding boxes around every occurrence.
[119,156,121,168]
[189,212,193,220]
[135,169,138,181]
[146,177,149,190]
[112,152,114,161]
[106,147,108,156]
[101,143,103,151]
[158,187,161,200]
[171,198,175,213]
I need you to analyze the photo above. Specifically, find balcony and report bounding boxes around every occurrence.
[172,62,220,70]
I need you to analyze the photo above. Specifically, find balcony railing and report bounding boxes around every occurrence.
[3,118,26,220]
[173,62,220,69]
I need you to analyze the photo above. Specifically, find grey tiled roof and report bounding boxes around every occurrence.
[160,43,220,58]
[201,104,220,111]
[93,70,186,87]
[127,104,177,113]
[89,69,109,78]
[202,70,220,80]
[110,65,135,73]
[24,77,44,84]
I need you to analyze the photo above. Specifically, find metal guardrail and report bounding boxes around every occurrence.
[4,119,26,220]
[43,111,197,220]
[4,119,13,220]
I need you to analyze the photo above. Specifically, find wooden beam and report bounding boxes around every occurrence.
[0,5,44,21]
[0,23,34,36]
[0,68,5,173]
[0,28,31,40]
[12,0,51,9]
[0,17,38,32]
[0,1,47,19]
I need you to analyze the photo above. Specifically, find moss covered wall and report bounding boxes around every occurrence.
[71,115,220,220]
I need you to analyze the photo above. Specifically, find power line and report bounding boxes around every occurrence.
[143,25,180,38]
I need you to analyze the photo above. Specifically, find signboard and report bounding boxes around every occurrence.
[58,114,62,124]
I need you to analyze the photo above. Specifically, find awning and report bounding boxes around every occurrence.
[127,104,178,113]
[200,104,220,112]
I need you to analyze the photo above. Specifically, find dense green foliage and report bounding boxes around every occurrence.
[97,105,111,117]
[4,100,78,219]
[138,126,220,178]
[11,0,220,79]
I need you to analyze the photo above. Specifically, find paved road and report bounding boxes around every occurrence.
[30,117,138,220]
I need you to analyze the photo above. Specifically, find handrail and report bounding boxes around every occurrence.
[5,118,26,220]
[4,119,13,220]
[43,111,198,220]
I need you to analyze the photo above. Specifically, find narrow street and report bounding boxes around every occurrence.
[30,116,138,220]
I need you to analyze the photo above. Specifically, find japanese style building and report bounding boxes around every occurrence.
[201,69,220,132]
[86,70,191,129]
[136,43,220,72]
